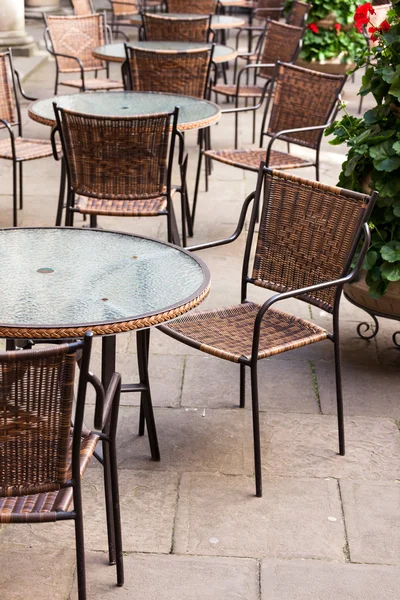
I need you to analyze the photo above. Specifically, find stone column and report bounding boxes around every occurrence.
[0,0,36,56]
[25,0,62,12]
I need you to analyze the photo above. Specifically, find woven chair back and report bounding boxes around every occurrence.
[250,168,373,313]
[56,107,174,200]
[258,20,303,79]
[127,47,212,98]
[166,0,217,14]
[254,0,285,20]
[46,14,105,73]
[266,62,345,149]
[70,0,94,14]
[287,0,310,27]
[111,0,139,16]
[143,13,210,42]
[0,344,78,498]
[0,52,17,128]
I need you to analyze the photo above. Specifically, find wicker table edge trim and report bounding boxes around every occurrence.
[0,285,210,339]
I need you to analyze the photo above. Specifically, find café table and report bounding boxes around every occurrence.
[130,13,246,29]
[92,41,237,65]
[0,227,210,460]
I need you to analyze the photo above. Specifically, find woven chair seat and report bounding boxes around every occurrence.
[75,189,177,216]
[0,431,99,524]
[213,83,263,98]
[61,78,123,90]
[203,148,314,172]
[160,302,328,363]
[0,137,60,161]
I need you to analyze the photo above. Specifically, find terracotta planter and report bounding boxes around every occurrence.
[344,270,400,318]
[296,56,355,75]
[314,14,353,32]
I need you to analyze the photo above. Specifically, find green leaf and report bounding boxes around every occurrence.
[366,265,382,284]
[381,260,400,281]
[393,198,400,217]
[374,176,400,198]
[393,141,400,154]
[363,250,378,271]
[381,240,400,262]
[389,78,400,100]
[344,155,360,177]
[381,66,397,84]
[367,278,389,298]
[369,141,400,172]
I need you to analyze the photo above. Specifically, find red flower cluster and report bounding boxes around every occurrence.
[368,19,391,40]
[334,23,342,32]
[354,2,375,32]
[307,23,319,34]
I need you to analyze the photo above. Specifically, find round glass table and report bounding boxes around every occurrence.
[28,90,221,131]
[92,41,237,64]
[130,14,246,29]
[0,228,209,339]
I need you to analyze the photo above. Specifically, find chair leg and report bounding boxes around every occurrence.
[54,66,59,96]
[102,439,117,566]
[333,336,345,456]
[250,361,262,497]
[12,160,17,227]
[73,486,87,600]
[138,398,145,436]
[90,215,98,228]
[136,329,160,461]
[19,162,23,210]
[192,133,204,229]
[55,158,66,226]
[239,363,246,408]
[109,437,124,586]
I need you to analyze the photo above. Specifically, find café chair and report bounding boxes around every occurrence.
[166,0,218,14]
[0,332,124,599]
[109,0,141,41]
[70,0,95,14]
[193,61,346,224]
[52,105,188,246]
[141,13,213,43]
[214,19,304,148]
[0,50,62,227]
[44,13,123,94]
[159,165,378,497]
[287,0,311,27]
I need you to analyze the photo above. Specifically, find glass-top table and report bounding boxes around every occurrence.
[92,41,237,64]
[0,228,210,339]
[130,14,246,29]
[28,91,221,131]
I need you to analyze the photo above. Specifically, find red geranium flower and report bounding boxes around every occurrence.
[380,19,391,32]
[307,23,319,34]
[368,19,391,41]
[334,23,342,32]
[354,2,376,32]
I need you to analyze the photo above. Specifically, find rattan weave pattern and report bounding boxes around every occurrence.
[47,14,105,73]
[143,13,210,42]
[258,20,303,80]
[59,109,171,200]
[203,148,313,171]
[251,170,370,312]
[267,63,345,148]
[0,432,99,523]
[0,137,58,161]
[162,302,328,362]
[60,77,123,90]
[213,84,263,97]
[0,53,16,127]
[128,47,211,98]
[166,0,217,13]
[288,0,311,26]
[70,0,94,14]
[75,192,172,215]
[111,0,139,15]
[0,346,76,499]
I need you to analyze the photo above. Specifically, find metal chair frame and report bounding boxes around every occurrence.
[159,165,378,497]
[0,332,124,599]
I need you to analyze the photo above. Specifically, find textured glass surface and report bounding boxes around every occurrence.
[0,229,207,327]
[94,42,234,61]
[30,91,220,128]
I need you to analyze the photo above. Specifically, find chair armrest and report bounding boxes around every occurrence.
[14,70,37,101]
[0,118,16,159]
[250,222,372,360]
[89,370,121,432]
[50,125,61,161]
[265,124,328,162]
[186,190,255,252]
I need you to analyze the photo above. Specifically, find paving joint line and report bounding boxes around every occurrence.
[178,355,187,408]
[337,478,351,563]
[169,472,182,555]
[309,360,322,413]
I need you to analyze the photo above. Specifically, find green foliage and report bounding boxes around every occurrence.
[325,2,400,297]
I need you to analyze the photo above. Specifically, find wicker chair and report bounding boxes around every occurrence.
[109,0,141,42]
[193,61,346,224]
[287,0,311,26]
[142,13,212,43]
[159,166,378,497]
[0,51,63,227]
[0,332,124,598]
[70,0,95,14]
[215,19,304,148]
[52,105,188,245]
[166,0,217,13]
[44,13,123,94]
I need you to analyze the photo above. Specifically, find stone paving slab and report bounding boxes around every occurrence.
[0,547,75,600]
[174,473,345,561]
[82,553,259,600]
[315,359,400,418]
[340,480,400,566]
[261,559,400,599]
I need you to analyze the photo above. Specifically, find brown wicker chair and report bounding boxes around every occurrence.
[287,0,311,26]
[44,13,123,94]
[70,0,95,14]
[166,0,217,13]
[109,0,141,42]
[0,50,63,227]
[0,332,124,598]
[52,104,188,245]
[142,13,212,43]
[159,165,378,497]
[215,19,304,148]
[193,61,346,224]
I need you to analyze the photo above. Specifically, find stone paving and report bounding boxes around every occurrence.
[0,12,400,600]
